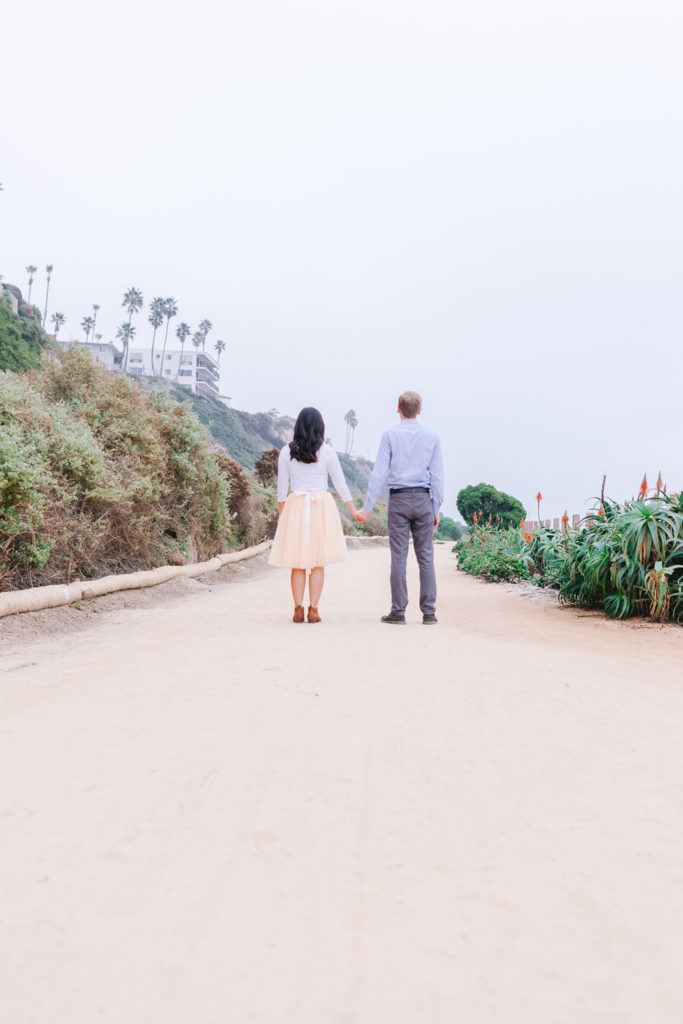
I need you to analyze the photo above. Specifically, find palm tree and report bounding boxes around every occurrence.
[148,297,165,374]
[344,409,358,454]
[198,318,213,351]
[42,265,54,327]
[81,315,95,343]
[192,330,203,353]
[116,321,136,371]
[91,303,101,338]
[213,338,226,364]
[175,322,191,379]
[122,286,144,326]
[25,265,37,304]
[50,311,65,338]
[159,297,178,376]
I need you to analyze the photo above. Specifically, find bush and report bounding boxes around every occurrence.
[214,453,277,547]
[456,491,683,624]
[457,482,526,529]
[0,299,46,372]
[435,515,463,541]
[527,495,683,623]
[454,524,532,582]
[254,446,279,486]
[0,349,236,589]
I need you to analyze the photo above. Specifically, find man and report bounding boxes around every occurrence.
[357,391,444,624]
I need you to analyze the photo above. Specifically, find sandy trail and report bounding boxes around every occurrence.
[1,544,683,1024]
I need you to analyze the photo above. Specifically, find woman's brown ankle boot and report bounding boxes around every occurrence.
[307,606,321,623]
[293,605,305,623]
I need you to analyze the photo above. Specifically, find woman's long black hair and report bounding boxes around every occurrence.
[289,407,325,464]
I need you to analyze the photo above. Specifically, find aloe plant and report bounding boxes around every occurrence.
[459,488,683,624]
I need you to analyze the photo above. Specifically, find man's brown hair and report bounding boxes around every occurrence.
[398,391,422,418]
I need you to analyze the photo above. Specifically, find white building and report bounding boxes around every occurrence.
[57,339,122,370]
[127,346,220,399]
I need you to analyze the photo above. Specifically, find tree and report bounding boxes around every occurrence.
[25,265,37,304]
[80,315,95,342]
[159,297,178,375]
[456,483,527,529]
[214,339,226,364]
[175,321,191,379]
[198,318,212,350]
[42,265,54,327]
[344,408,358,454]
[148,297,165,374]
[435,516,463,542]
[50,312,65,338]
[91,303,101,339]
[122,286,143,326]
[192,330,203,352]
[116,321,136,370]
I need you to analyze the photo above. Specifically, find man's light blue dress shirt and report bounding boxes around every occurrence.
[363,419,444,517]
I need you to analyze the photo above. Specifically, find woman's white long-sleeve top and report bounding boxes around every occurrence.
[277,444,352,503]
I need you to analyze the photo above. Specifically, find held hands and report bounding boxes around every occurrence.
[345,500,368,524]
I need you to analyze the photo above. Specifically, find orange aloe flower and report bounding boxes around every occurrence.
[523,531,532,543]
[638,474,648,500]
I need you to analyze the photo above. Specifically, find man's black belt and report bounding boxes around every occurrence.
[389,486,430,494]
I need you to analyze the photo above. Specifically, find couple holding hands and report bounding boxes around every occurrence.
[269,391,444,625]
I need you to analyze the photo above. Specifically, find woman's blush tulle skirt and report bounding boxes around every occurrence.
[269,490,347,569]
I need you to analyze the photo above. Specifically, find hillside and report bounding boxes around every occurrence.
[132,376,292,469]
[135,375,378,497]
[179,389,381,501]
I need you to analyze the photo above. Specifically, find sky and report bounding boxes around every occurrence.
[2,0,682,520]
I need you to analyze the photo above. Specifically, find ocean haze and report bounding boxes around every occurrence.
[2,0,682,520]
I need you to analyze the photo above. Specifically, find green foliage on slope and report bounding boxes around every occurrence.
[0,349,275,590]
[173,388,294,469]
[0,297,46,372]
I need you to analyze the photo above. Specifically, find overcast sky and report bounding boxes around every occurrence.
[2,0,682,519]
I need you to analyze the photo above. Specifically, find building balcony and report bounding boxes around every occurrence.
[196,379,219,398]
[196,368,219,384]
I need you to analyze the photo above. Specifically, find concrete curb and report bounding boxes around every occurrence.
[0,541,273,619]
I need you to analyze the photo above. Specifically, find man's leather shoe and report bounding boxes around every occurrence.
[422,614,438,625]
[381,612,406,624]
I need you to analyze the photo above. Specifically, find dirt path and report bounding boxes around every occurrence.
[2,545,683,1024]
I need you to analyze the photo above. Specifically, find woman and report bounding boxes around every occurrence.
[269,407,360,622]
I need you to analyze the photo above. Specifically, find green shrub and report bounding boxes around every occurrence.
[456,482,526,529]
[0,349,236,589]
[435,515,463,541]
[468,493,683,624]
[0,300,46,372]
[454,524,532,582]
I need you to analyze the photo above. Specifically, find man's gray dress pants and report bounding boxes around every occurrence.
[387,491,437,615]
